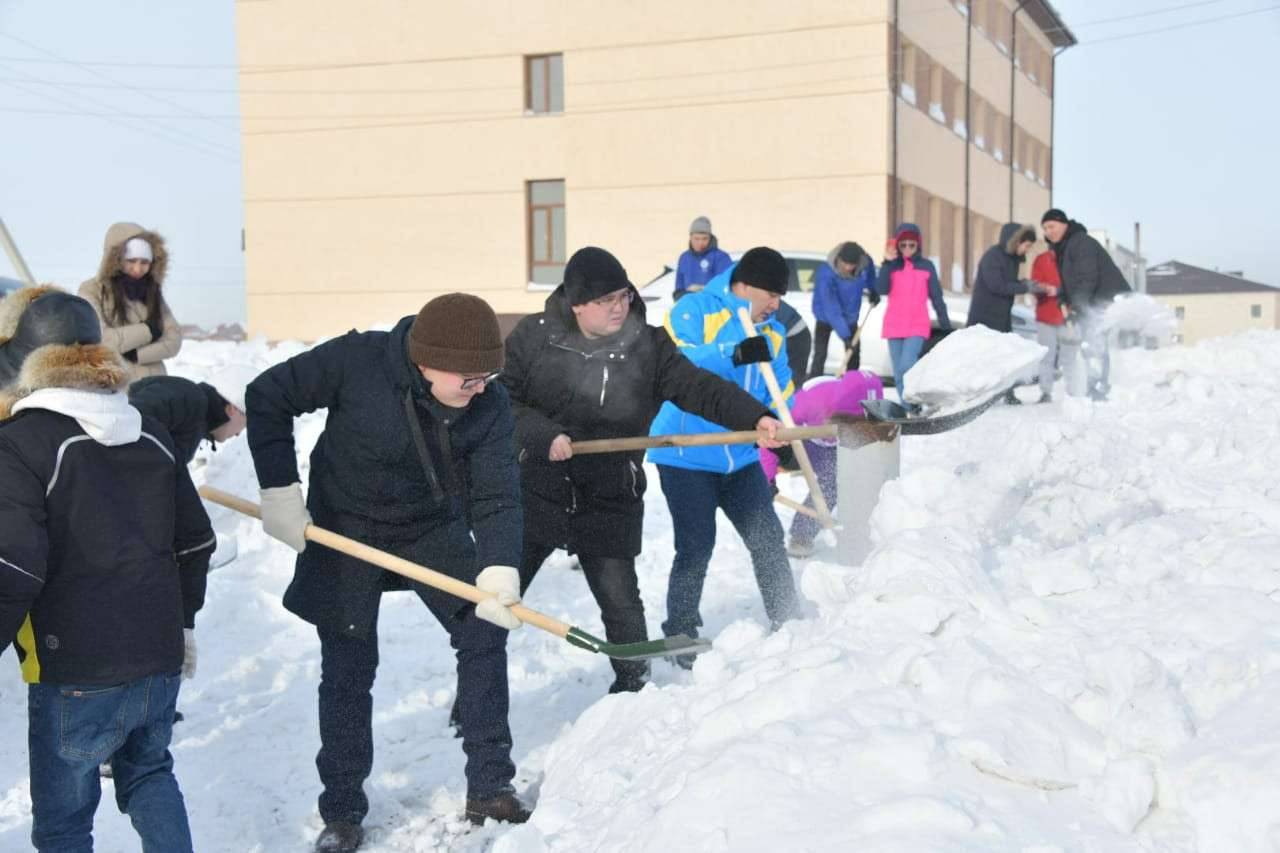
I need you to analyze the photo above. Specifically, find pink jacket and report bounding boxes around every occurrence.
[760,371,884,481]
[880,257,935,339]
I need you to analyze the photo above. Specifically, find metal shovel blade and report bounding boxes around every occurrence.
[565,628,713,661]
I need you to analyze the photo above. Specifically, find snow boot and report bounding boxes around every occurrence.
[1037,392,1052,404]
[315,822,363,853]
[607,673,647,694]
[786,538,815,558]
[1002,389,1022,406]
[466,792,531,826]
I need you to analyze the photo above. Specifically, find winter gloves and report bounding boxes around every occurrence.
[866,289,881,307]
[475,565,523,630]
[259,483,312,553]
[731,336,772,367]
[182,628,197,679]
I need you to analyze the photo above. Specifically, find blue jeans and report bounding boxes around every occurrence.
[316,588,515,825]
[657,463,797,638]
[888,336,926,402]
[28,671,191,853]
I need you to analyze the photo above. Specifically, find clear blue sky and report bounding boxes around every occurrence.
[1,1,1277,328]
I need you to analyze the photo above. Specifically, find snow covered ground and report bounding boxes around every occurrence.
[4,331,1280,851]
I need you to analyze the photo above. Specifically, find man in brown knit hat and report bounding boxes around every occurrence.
[245,294,529,852]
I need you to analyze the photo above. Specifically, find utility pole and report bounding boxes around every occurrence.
[0,217,37,286]
[1134,221,1144,292]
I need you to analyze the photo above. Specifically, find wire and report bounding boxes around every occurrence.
[1074,0,1224,27]
[1082,3,1280,45]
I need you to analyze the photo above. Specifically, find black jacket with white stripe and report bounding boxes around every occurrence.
[0,343,213,685]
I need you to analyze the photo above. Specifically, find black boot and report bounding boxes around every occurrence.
[466,792,531,826]
[315,822,363,852]
[1003,389,1022,406]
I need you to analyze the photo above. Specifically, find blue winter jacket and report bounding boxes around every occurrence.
[674,239,733,292]
[649,265,793,474]
[812,260,877,340]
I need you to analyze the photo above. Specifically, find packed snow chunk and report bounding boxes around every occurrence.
[1018,545,1098,597]
[904,324,1046,408]
[1104,292,1178,343]
[1081,756,1156,833]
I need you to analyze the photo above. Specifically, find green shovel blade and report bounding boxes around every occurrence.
[565,627,713,661]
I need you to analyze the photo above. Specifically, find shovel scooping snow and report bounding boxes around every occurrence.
[903,325,1047,413]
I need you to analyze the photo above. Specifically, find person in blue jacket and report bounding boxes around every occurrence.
[673,215,732,300]
[650,247,799,661]
[809,241,877,378]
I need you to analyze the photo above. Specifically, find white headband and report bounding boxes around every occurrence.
[122,237,154,263]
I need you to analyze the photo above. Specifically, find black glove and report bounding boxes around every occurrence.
[731,336,772,367]
[774,444,798,471]
[866,289,881,307]
[122,349,138,363]
[146,313,164,342]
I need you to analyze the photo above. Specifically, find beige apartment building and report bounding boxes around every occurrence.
[1146,261,1280,345]
[236,0,1074,340]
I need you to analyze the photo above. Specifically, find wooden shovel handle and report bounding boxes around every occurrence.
[570,424,836,455]
[197,486,571,639]
[736,308,836,529]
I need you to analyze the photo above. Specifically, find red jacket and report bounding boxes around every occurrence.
[1031,251,1065,325]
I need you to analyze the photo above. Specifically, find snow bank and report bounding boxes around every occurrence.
[903,324,1046,408]
[4,331,1280,851]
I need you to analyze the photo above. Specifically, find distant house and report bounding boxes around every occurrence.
[1145,261,1279,344]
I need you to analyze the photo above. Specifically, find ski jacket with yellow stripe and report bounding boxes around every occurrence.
[648,265,793,474]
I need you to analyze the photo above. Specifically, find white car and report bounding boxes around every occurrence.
[639,250,1036,384]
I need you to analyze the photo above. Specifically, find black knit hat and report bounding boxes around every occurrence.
[1041,208,1069,225]
[0,292,102,386]
[731,247,789,295]
[563,247,631,305]
[407,293,504,373]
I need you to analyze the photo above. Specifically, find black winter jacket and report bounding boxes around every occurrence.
[0,400,212,685]
[129,375,230,464]
[502,286,769,556]
[1055,221,1132,309]
[245,316,522,639]
[967,223,1035,333]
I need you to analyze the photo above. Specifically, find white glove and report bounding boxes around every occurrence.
[182,628,197,680]
[259,483,311,553]
[474,565,522,631]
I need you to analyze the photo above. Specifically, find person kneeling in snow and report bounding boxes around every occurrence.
[503,247,784,695]
[246,294,529,852]
[651,247,801,662]
[760,370,884,558]
[0,287,213,853]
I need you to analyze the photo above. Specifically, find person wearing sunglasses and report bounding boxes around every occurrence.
[875,223,952,404]
[245,293,531,850]
[502,246,783,695]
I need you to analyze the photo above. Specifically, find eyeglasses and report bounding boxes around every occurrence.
[898,241,918,249]
[460,370,501,391]
[589,289,634,310]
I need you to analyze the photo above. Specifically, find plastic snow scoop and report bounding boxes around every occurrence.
[859,390,1004,435]
[198,486,711,661]
[570,424,837,455]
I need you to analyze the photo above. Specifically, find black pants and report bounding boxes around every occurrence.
[810,321,857,378]
[786,328,811,389]
[315,590,515,824]
[521,541,649,690]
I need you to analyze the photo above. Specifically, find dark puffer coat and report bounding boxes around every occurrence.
[1054,221,1133,309]
[129,375,230,464]
[967,222,1036,333]
[245,316,522,639]
[502,286,768,557]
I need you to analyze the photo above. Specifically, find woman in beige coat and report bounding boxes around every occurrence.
[79,222,182,381]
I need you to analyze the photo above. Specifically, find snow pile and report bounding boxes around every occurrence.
[4,330,1280,851]
[903,324,1046,408]
[1104,293,1179,343]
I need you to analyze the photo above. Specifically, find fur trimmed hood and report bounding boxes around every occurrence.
[1001,223,1037,257]
[0,284,61,347]
[0,343,130,421]
[94,222,169,287]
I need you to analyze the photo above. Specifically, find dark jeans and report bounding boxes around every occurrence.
[656,463,798,638]
[787,328,811,389]
[316,590,514,824]
[28,671,191,853]
[522,542,649,690]
[810,321,857,378]
[786,441,839,545]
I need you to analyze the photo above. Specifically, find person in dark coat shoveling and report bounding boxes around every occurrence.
[502,247,784,694]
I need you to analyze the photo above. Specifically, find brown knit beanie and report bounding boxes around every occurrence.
[407,293,504,373]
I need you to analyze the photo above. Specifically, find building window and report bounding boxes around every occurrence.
[525,53,564,115]
[1175,306,1185,319]
[1252,304,1263,318]
[527,180,565,285]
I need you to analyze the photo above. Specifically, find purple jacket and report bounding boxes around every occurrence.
[760,370,884,481]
